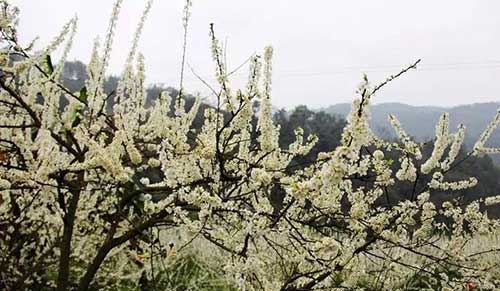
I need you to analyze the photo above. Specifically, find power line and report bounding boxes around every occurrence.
[154,60,500,86]
[172,60,500,83]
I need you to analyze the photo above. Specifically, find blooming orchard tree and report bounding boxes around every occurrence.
[1,0,500,290]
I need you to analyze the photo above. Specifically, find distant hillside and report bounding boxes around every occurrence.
[322,102,500,151]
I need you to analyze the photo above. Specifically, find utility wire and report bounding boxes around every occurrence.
[165,59,500,85]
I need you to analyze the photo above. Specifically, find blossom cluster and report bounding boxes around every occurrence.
[1,1,500,290]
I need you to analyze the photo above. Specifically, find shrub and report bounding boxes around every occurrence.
[1,0,500,290]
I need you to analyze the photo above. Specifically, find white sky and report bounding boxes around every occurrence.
[11,0,500,109]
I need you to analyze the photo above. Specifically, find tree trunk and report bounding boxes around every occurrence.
[56,172,83,291]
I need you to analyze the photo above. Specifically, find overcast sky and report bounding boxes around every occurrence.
[11,0,500,109]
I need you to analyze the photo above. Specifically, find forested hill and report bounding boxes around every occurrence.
[275,104,500,217]
[62,60,498,154]
[323,102,500,151]
[59,60,500,213]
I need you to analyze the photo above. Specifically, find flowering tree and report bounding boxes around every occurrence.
[1,0,500,290]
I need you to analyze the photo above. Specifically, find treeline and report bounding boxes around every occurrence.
[273,105,500,217]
